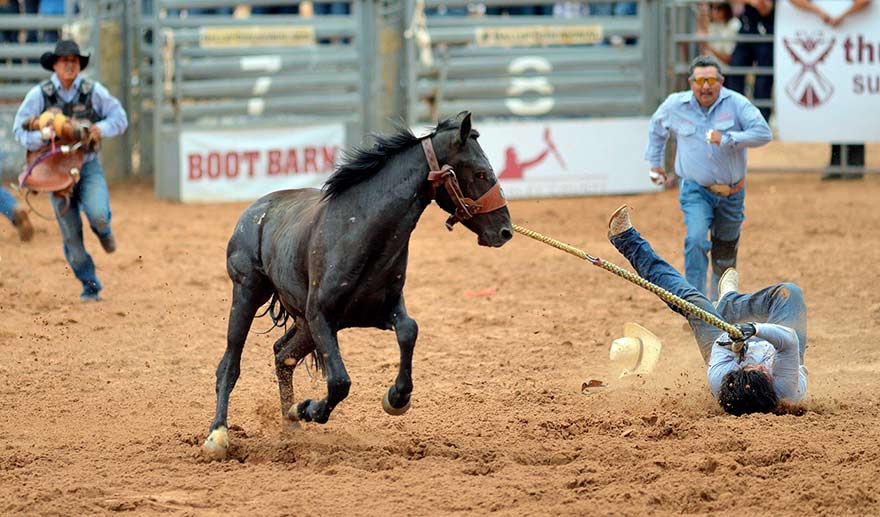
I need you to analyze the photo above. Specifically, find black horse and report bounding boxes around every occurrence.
[203,111,513,460]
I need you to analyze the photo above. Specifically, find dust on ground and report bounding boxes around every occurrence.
[2,146,879,515]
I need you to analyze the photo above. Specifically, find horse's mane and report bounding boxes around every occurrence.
[321,117,460,200]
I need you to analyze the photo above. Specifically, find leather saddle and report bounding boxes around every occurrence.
[19,145,86,194]
[17,109,94,195]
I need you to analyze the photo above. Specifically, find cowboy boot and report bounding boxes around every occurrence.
[717,268,739,301]
[12,207,34,242]
[608,204,632,238]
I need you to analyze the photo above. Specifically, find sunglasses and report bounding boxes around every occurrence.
[691,76,721,86]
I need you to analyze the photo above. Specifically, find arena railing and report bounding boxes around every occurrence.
[135,1,383,197]
[402,0,662,125]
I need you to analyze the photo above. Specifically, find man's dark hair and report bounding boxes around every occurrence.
[688,54,724,79]
[717,369,779,416]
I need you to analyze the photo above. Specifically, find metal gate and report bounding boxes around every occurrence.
[401,0,663,126]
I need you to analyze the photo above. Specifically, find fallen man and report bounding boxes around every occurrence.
[607,205,808,415]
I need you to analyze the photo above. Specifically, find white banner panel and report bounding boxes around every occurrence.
[476,118,660,199]
[775,1,880,142]
[179,124,345,202]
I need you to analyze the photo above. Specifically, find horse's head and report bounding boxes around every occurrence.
[427,111,513,248]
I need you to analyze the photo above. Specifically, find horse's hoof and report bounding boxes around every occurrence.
[284,407,303,432]
[202,426,229,461]
[296,400,313,422]
[383,389,411,416]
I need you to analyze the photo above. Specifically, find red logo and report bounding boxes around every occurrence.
[498,127,566,180]
[783,31,836,108]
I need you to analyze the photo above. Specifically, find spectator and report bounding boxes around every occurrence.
[724,0,775,122]
[553,2,589,18]
[697,2,741,64]
[789,0,872,181]
[22,0,40,47]
[1,0,17,47]
[487,5,551,15]
[251,4,300,15]
[187,8,235,16]
[614,1,637,15]
[552,2,632,45]
[314,2,349,15]
[426,3,468,16]
[38,0,65,42]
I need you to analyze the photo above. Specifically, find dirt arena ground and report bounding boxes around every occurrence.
[2,144,879,516]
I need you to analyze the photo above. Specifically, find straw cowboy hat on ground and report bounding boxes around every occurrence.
[40,40,90,71]
[609,322,662,378]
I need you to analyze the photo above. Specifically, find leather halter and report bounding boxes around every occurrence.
[421,137,507,231]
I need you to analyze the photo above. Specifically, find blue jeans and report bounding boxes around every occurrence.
[50,159,112,297]
[314,3,349,15]
[611,227,807,362]
[679,179,745,300]
[1,186,18,224]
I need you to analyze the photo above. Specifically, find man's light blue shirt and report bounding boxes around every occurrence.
[13,73,128,164]
[707,323,807,403]
[644,88,771,187]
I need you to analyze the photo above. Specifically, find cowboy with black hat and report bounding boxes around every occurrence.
[13,39,128,302]
[40,39,90,72]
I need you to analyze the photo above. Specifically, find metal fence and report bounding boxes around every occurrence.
[135,0,394,197]
[403,0,662,125]
[4,0,870,188]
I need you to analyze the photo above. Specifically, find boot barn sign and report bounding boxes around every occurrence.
[178,124,344,202]
[775,0,880,142]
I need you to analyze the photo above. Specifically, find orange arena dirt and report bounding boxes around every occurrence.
[2,146,880,514]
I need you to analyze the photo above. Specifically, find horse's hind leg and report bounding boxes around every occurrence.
[273,319,315,431]
[383,296,418,415]
[203,281,270,460]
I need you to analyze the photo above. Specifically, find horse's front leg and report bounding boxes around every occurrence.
[383,296,418,415]
[295,314,350,424]
[203,282,270,460]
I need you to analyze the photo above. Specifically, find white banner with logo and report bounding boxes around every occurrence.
[475,118,660,199]
[179,124,344,202]
[775,0,880,142]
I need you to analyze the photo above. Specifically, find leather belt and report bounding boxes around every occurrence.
[707,178,745,197]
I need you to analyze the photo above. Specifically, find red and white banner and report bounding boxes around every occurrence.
[179,124,345,202]
[474,118,659,199]
[775,0,880,142]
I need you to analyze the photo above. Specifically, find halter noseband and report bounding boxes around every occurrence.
[421,137,507,231]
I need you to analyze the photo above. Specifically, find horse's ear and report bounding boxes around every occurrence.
[457,111,472,147]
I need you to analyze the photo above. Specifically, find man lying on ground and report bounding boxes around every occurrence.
[607,205,807,415]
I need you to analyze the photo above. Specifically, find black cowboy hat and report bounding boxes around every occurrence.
[40,40,90,72]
